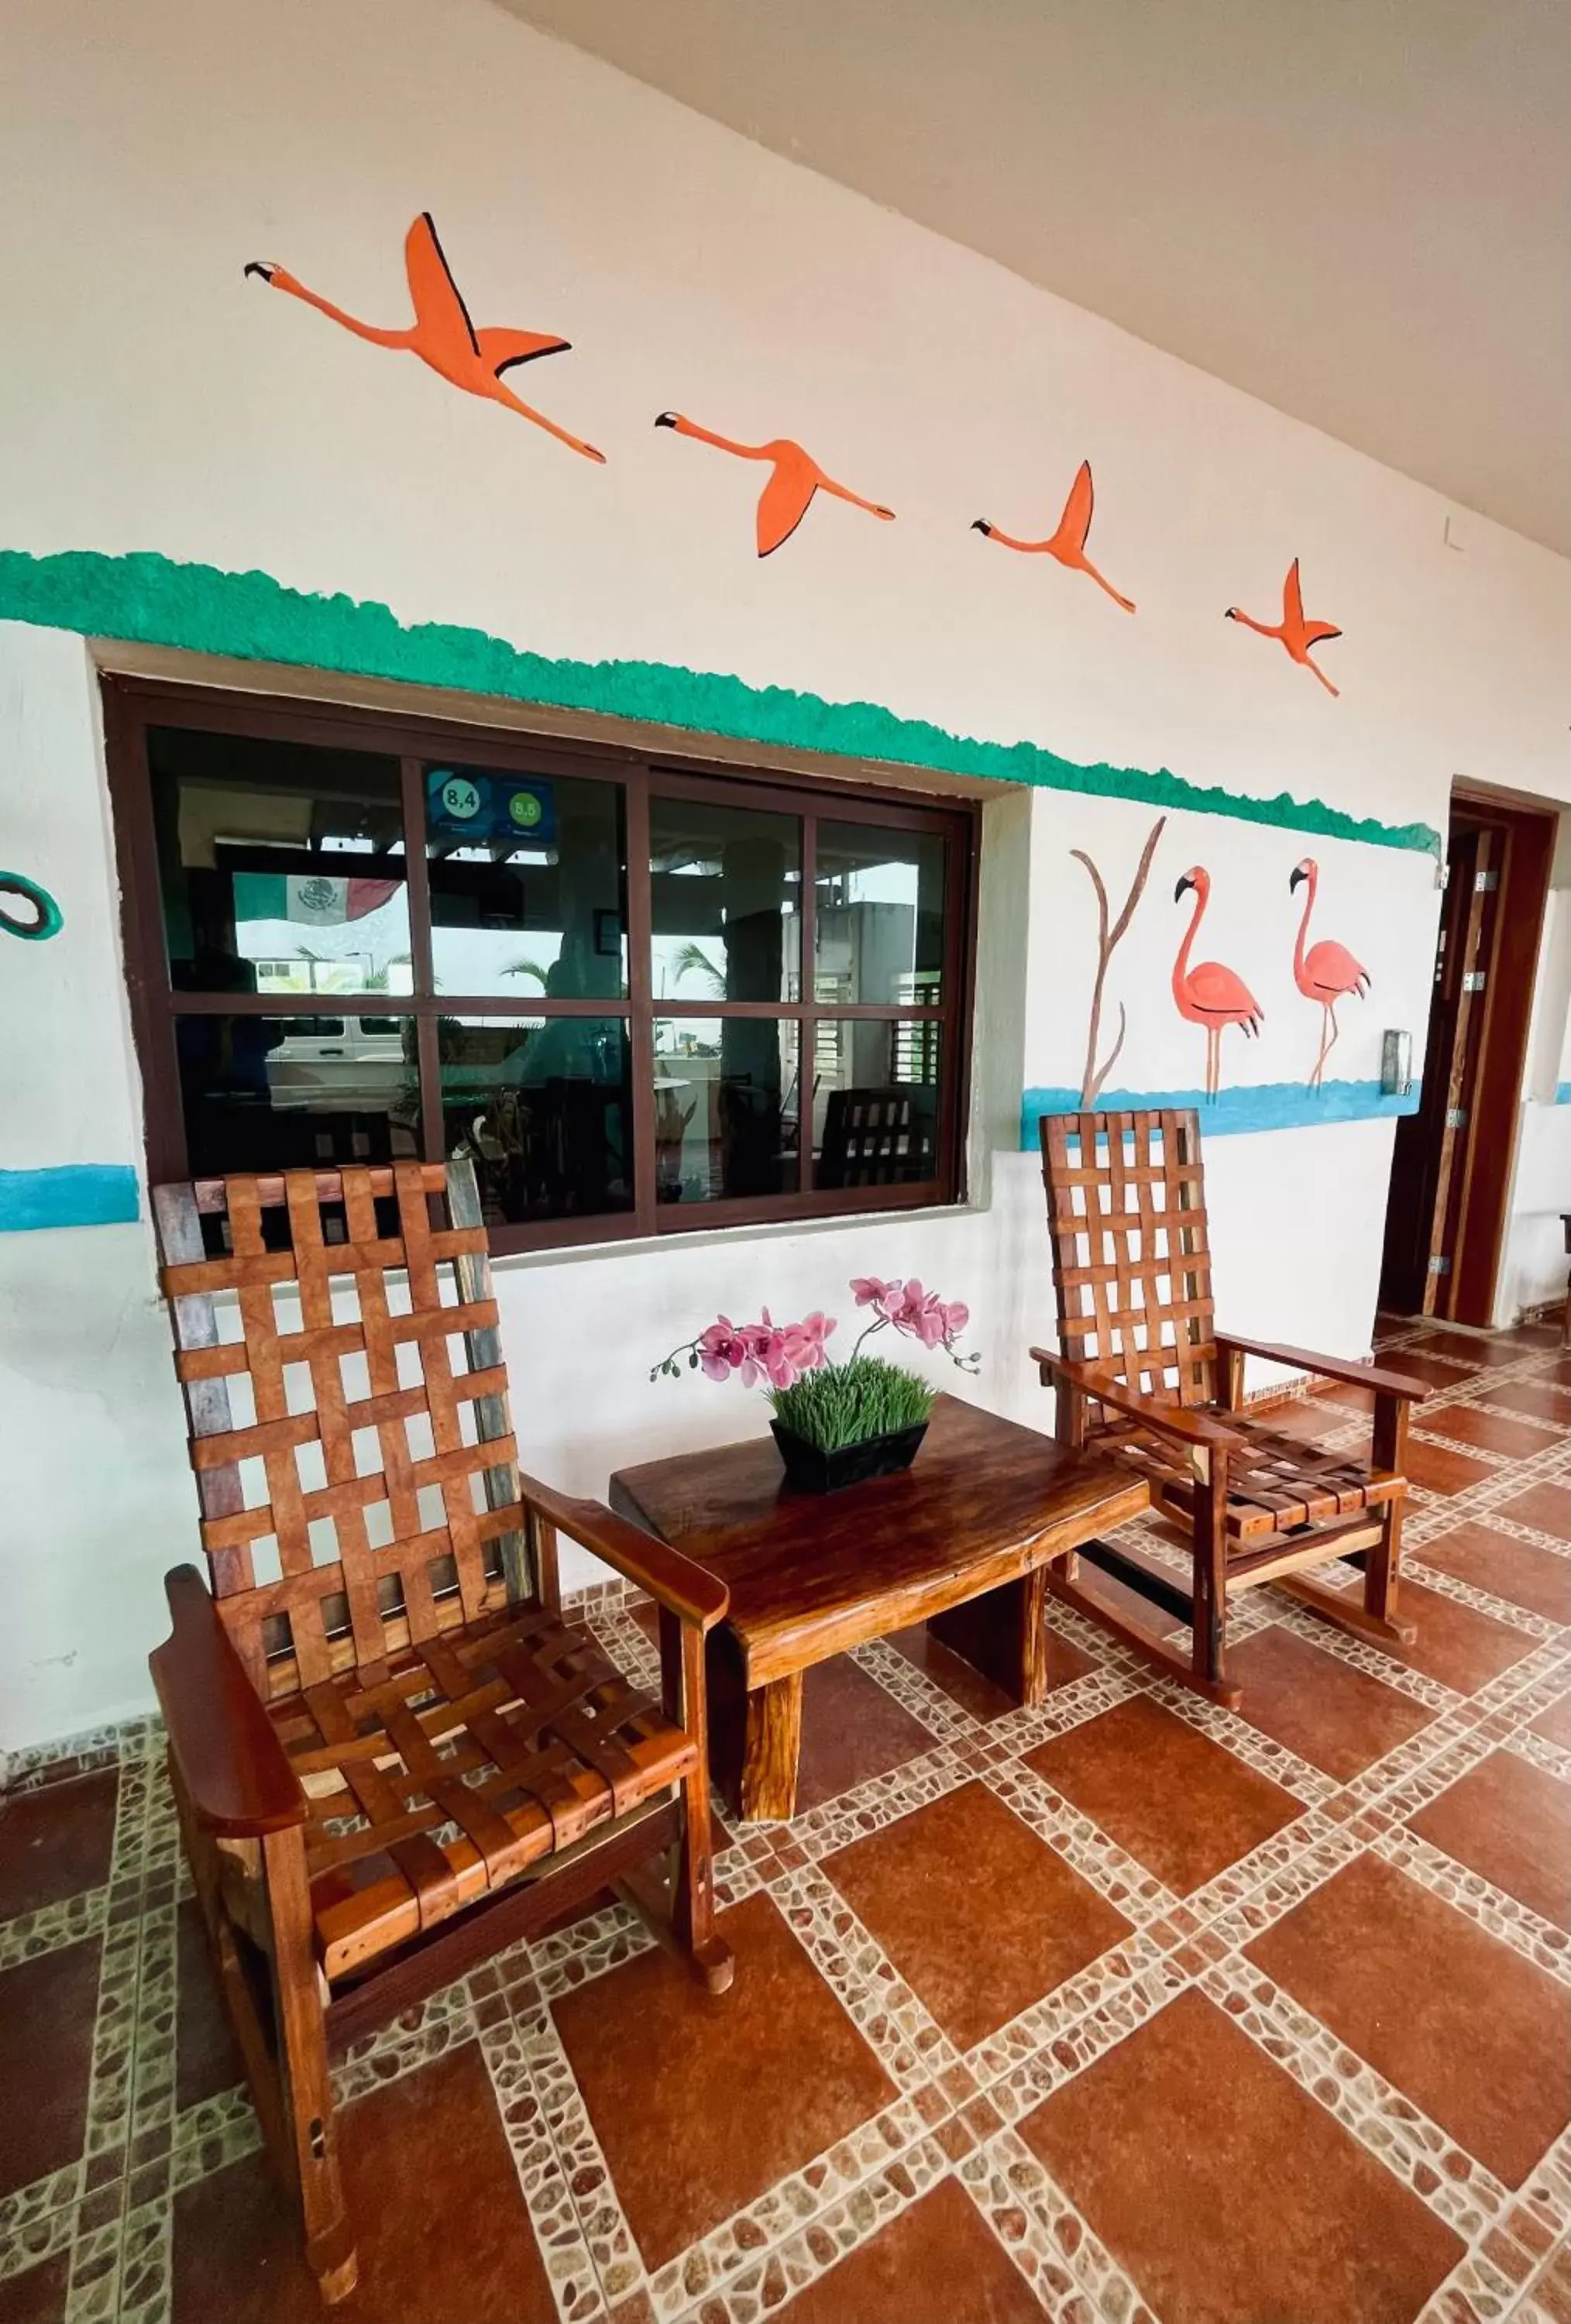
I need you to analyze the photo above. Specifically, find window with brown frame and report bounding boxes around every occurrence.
[103,679,978,1253]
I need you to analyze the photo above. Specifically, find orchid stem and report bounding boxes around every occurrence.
[846,1318,889,1364]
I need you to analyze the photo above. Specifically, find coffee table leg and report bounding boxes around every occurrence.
[740,1672,803,1822]
[928,1566,1050,1708]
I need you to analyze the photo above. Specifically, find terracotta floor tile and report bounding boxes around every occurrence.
[776,2176,1042,2321]
[1409,1749,1571,1929]
[1313,1380,1379,1414]
[1498,1481,1571,1543]
[170,2042,557,2324]
[1246,1853,1571,2187]
[1402,1437,1500,1495]
[0,1936,101,2197]
[1426,1403,1563,1459]
[824,1780,1132,2051]
[1228,1623,1435,1780]
[1023,1694,1301,1896]
[0,2254,68,2324]
[1417,1523,1571,1624]
[1490,1379,1571,1423]
[1019,1988,1461,2323]
[888,1621,1091,1720]
[552,1890,895,2270]
[174,1897,244,2110]
[1359,1576,1538,1694]
[793,1655,938,1813]
[1257,1397,1362,1445]
[0,1772,117,1923]
[1530,1693,1571,1751]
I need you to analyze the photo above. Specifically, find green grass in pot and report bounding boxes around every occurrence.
[767,1355,935,1453]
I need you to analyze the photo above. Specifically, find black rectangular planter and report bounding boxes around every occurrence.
[769,1419,928,1495]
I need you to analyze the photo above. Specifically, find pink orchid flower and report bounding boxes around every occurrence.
[696,1316,748,1380]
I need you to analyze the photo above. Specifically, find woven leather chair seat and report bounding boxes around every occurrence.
[260,1606,693,1982]
[1091,1415,1403,1545]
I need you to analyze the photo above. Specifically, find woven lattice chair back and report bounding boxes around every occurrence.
[1040,1109,1218,1406]
[154,1161,535,1701]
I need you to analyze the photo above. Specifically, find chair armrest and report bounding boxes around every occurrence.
[149,1566,305,1838]
[1214,1332,1430,1402]
[517,1473,730,1632]
[1030,1348,1247,1451]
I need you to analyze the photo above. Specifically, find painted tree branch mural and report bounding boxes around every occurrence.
[1071,815,1165,1104]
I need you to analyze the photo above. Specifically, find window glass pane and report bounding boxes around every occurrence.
[149,728,409,999]
[811,1020,942,1189]
[175,1013,420,1176]
[425,765,627,1000]
[652,1017,800,1205]
[440,1016,633,1225]
[651,798,801,1004]
[814,823,947,1005]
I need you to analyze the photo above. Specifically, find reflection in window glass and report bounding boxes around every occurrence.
[175,1012,420,1177]
[814,823,946,1006]
[441,1017,633,1226]
[425,766,627,1000]
[811,1020,941,1190]
[652,1018,800,1205]
[149,728,410,999]
[651,799,801,1005]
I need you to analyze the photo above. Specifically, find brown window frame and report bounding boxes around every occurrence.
[102,674,980,1255]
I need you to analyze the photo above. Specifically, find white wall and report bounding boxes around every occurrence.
[2,0,1569,1749]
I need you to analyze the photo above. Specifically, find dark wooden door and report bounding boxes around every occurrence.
[1380,816,1502,1315]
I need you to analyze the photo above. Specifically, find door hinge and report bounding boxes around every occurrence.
[1474,868,1499,892]
[1446,1105,1468,1129]
[1428,1254,1452,1276]
[1462,969,1487,993]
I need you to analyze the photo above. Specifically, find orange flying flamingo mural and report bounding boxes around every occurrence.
[244,213,605,463]
[1225,559,1341,695]
[1290,857,1369,1088]
[971,460,1135,613]
[654,413,895,557]
[1172,866,1263,1099]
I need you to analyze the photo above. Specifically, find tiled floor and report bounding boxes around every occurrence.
[3,1316,1571,2322]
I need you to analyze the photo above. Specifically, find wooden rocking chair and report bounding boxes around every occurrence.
[149,1160,731,2305]
[1034,1109,1430,1708]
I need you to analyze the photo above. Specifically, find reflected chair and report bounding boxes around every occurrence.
[817,1086,937,1188]
[150,1160,730,2305]
[1035,1109,1429,1707]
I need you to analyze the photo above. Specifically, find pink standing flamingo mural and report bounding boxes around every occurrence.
[1171,867,1263,1098]
[1289,856,1369,1088]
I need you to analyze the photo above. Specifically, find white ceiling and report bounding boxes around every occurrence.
[501,0,1571,558]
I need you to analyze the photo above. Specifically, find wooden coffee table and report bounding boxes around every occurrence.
[610,1394,1149,1820]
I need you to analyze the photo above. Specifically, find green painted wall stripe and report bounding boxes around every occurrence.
[0,547,1441,855]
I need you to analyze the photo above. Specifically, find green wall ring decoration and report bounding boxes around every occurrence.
[0,869,64,941]
[0,546,1442,857]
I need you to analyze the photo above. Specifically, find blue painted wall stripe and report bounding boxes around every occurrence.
[0,1165,140,1232]
[1020,1080,1421,1145]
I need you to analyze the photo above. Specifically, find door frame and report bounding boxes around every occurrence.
[1399,784,1557,1325]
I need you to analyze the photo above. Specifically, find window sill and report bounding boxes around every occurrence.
[486,1195,989,1277]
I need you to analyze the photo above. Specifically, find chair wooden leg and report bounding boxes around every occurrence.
[1191,1452,1230,1696]
[260,1827,357,2306]
[1342,1391,1419,1647]
[662,1614,734,1994]
[1365,1494,1404,1625]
